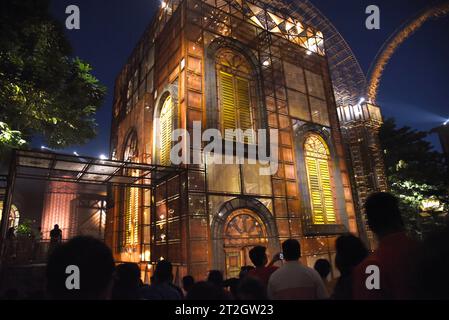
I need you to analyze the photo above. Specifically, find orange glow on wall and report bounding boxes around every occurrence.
[41,181,78,240]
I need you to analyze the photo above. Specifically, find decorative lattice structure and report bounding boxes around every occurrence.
[108,0,388,279]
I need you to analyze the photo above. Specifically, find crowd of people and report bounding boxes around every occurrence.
[2,192,449,300]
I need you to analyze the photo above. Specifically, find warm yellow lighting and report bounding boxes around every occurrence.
[143,250,151,261]
[304,135,336,224]
[125,175,139,246]
[160,95,173,165]
[180,58,186,70]
[217,50,254,143]
[241,1,325,55]
[420,197,442,212]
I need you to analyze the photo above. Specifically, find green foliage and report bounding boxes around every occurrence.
[0,121,26,148]
[16,218,33,237]
[0,0,106,152]
[379,118,448,238]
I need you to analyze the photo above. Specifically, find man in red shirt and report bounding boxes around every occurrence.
[247,246,280,287]
[352,192,418,300]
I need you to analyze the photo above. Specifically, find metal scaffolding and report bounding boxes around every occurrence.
[0,149,186,263]
[157,0,367,107]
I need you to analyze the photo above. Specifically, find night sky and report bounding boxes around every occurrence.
[38,0,449,156]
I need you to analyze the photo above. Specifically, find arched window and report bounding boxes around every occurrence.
[123,132,139,247]
[159,95,174,165]
[304,134,336,224]
[9,205,20,230]
[216,49,255,143]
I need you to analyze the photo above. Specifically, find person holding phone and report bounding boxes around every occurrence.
[267,239,329,300]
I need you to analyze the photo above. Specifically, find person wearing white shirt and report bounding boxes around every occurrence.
[267,239,329,300]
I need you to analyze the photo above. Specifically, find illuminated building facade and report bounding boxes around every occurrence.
[108,0,362,280]
[337,102,387,248]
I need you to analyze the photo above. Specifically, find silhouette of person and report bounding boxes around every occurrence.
[207,270,224,287]
[314,258,335,294]
[49,224,62,255]
[352,192,418,299]
[332,234,368,300]
[248,246,280,286]
[46,236,115,300]
[140,260,182,300]
[236,276,268,300]
[112,263,142,300]
[239,265,255,279]
[267,239,328,300]
[207,270,232,299]
[182,275,195,296]
[50,224,62,243]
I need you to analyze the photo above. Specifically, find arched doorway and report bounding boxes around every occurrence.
[211,198,280,278]
[223,209,269,278]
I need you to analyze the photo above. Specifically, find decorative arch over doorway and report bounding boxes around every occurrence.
[210,197,280,277]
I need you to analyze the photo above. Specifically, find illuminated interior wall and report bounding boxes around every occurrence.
[40,181,78,240]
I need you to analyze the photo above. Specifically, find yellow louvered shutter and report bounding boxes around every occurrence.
[160,96,173,165]
[319,159,336,223]
[219,71,236,141]
[125,173,140,246]
[236,77,253,143]
[125,187,132,245]
[306,158,325,224]
[304,135,336,225]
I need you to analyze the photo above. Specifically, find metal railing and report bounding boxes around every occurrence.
[2,239,66,265]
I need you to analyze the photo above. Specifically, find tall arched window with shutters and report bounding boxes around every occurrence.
[304,134,337,225]
[216,49,255,143]
[122,132,139,249]
[159,95,173,165]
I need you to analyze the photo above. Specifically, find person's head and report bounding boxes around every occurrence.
[186,281,229,300]
[207,270,223,287]
[182,275,195,293]
[46,236,115,300]
[237,277,267,300]
[239,265,254,279]
[282,239,301,261]
[115,263,141,288]
[54,224,59,230]
[249,246,268,268]
[314,259,331,280]
[365,192,404,237]
[335,234,369,275]
[154,260,173,284]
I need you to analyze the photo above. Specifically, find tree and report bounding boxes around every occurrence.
[0,0,106,155]
[379,118,448,238]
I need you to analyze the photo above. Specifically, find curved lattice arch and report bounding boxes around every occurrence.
[152,84,179,165]
[250,0,367,106]
[303,133,336,225]
[210,197,280,271]
[367,1,449,102]
[123,129,138,162]
[9,204,20,230]
[158,0,368,106]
